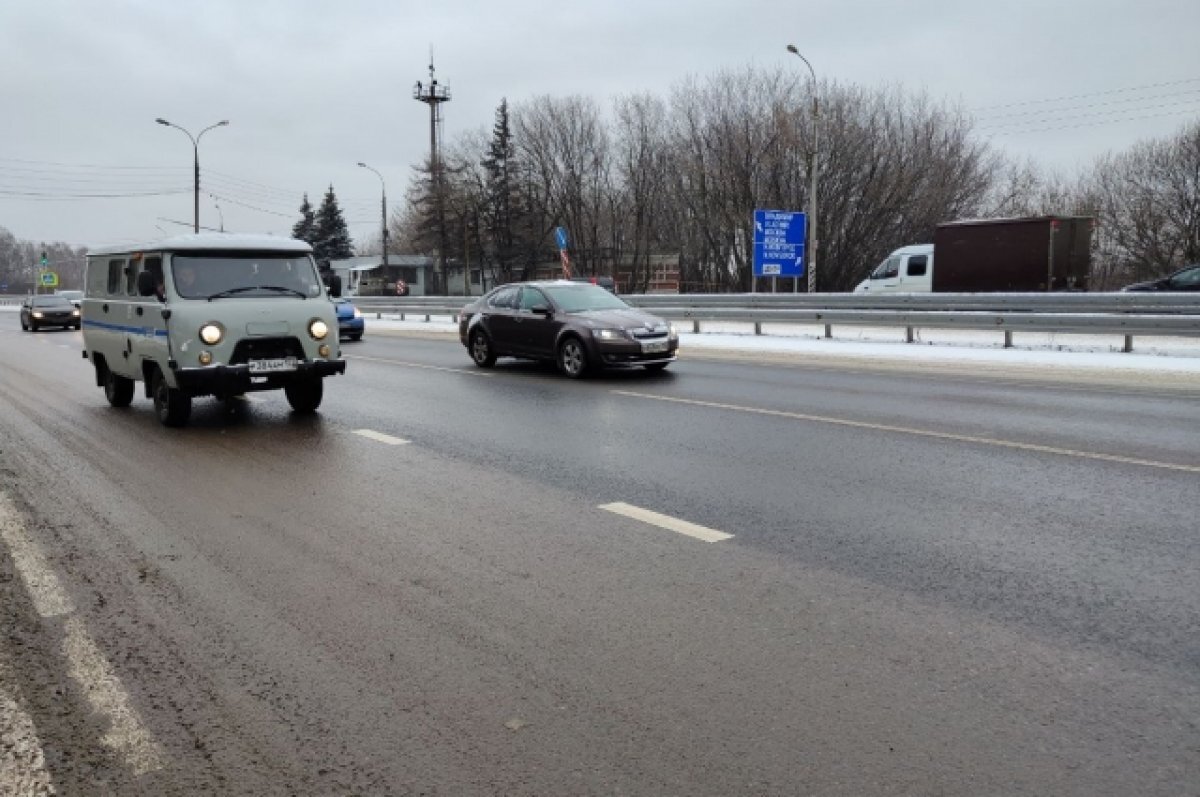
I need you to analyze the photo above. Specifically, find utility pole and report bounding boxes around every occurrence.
[413,55,451,295]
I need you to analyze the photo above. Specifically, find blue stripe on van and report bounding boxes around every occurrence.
[82,319,169,337]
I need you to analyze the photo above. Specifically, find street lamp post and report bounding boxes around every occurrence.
[786,45,818,293]
[209,194,224,232]
[357,162,390,271]
[155,117,229,233]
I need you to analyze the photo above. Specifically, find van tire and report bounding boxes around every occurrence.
[102,367,135,408]
[152,369,192,427]
[284,377,323,413]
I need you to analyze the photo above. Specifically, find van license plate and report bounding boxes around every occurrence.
[249,357,298,373]
[641,340,669,354]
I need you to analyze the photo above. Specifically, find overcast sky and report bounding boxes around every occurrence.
[2,0,1198,250]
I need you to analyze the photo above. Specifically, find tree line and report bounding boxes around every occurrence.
[3,66,1196,294]
[389,66,1199,292]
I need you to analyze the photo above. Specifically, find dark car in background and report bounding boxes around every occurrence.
[20,294,80,331]
[1121,264,1200,292]
[334,298,364,340]
[458,280,678,378]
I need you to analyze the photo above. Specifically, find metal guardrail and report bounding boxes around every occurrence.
[349,293,1200,353]
[6,293,1197,352]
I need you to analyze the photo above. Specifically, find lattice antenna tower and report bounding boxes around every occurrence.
[413,50,451,293]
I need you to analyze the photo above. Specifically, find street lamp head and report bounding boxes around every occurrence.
[786,44,799,54]
[217,120,229,127]
[357,162,367,168]
[155,118,170,126]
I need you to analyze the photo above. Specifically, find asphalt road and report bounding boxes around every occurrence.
[0,324,1198,795]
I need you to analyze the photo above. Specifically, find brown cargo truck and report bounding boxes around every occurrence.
[854,216,1094,293]
[932,216,1094,292]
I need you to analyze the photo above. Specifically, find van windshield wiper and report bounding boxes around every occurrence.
[205,285,309,301]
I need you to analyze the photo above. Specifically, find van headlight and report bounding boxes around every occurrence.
[199,322,224,345]
[309,319,329,340]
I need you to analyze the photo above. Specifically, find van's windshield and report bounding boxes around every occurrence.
[172,254,323,300]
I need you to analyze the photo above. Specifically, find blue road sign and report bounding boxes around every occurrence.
[752,209,806,278]
[555,226,569,250]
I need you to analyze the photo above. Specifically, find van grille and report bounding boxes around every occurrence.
[229,337,304,364]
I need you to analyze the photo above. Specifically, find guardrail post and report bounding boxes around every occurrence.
[1004,330,1013,348]
[906,326,914,343]
[425,314,431,322]
[376,312,382,320]
[824,324,832,339]
[755,322,763,335]
[1124,335,1133,353]
[693,320,700,334]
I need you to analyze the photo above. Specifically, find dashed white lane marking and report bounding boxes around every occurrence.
[599,502,733,543]
[353,428,410,445]
[613,390,1200,475]
[347,354,494,376]
[0,674,56,794]
[0,495,165,775]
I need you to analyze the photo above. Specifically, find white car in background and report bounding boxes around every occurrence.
[55,289,84,309]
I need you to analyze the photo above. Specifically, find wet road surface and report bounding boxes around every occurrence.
[1,325,1198,795]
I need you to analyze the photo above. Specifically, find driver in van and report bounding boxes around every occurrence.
[175,264,198,295]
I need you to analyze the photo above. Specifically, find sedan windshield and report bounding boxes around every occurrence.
[31,296,73,308]
[543,284,629,312]
[172,254,323,300]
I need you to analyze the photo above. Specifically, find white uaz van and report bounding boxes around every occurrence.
[853,244,933,293]
[81,233,345,426]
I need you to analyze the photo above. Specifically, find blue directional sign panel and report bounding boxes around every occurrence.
[555,226,569,250]
[752,209,806,278]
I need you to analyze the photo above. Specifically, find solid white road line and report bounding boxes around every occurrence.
[0,674,56,795]
[613,390,1200,475]
[599,502,733,543]
[353,428,411,446]
[0,494,165,775]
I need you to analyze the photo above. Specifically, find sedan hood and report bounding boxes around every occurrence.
[573,307,669,332]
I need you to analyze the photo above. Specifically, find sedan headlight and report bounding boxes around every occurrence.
[668,323,679,338]
[199,322,224,345]
[72,309,81,317]
[32,311,44,319]
[353,306,362,319]
[593,328,624,340]
[309,319,330,340]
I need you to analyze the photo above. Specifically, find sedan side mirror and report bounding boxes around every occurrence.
[530,304,552,315]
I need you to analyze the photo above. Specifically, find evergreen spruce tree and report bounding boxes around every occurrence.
[313,184,354,262]
[291,193,317,245]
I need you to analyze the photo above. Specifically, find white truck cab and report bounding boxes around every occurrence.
[81,233,345,426]
[853,244,934,293]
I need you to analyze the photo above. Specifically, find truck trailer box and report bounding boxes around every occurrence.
[931,216,1093,292]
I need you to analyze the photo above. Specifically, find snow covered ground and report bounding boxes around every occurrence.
[6,303,1197,382]
[361,311,1200,380]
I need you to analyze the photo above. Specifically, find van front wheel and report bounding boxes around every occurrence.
[152,370,192,427]
[284,377,323,413]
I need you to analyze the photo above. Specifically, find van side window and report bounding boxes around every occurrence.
[143,256,163,297]
[106,259,125,295]
[126,259,142,295]
[906,255,928,277]
[871,256,900,280]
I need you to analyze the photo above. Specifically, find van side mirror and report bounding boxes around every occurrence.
[136,270,158,297]
[325,274,343,298]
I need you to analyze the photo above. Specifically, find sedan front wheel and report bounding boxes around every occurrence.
[558,336,590,378]
[470,329,496,368]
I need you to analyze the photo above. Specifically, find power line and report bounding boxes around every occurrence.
[971,76,1200,112]
[976,98,1200,133]
[973,88,1200,124]
[981,106,1200,137]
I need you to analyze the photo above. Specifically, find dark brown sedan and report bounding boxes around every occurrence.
[20,294,81,332]
[458,281,678,377]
